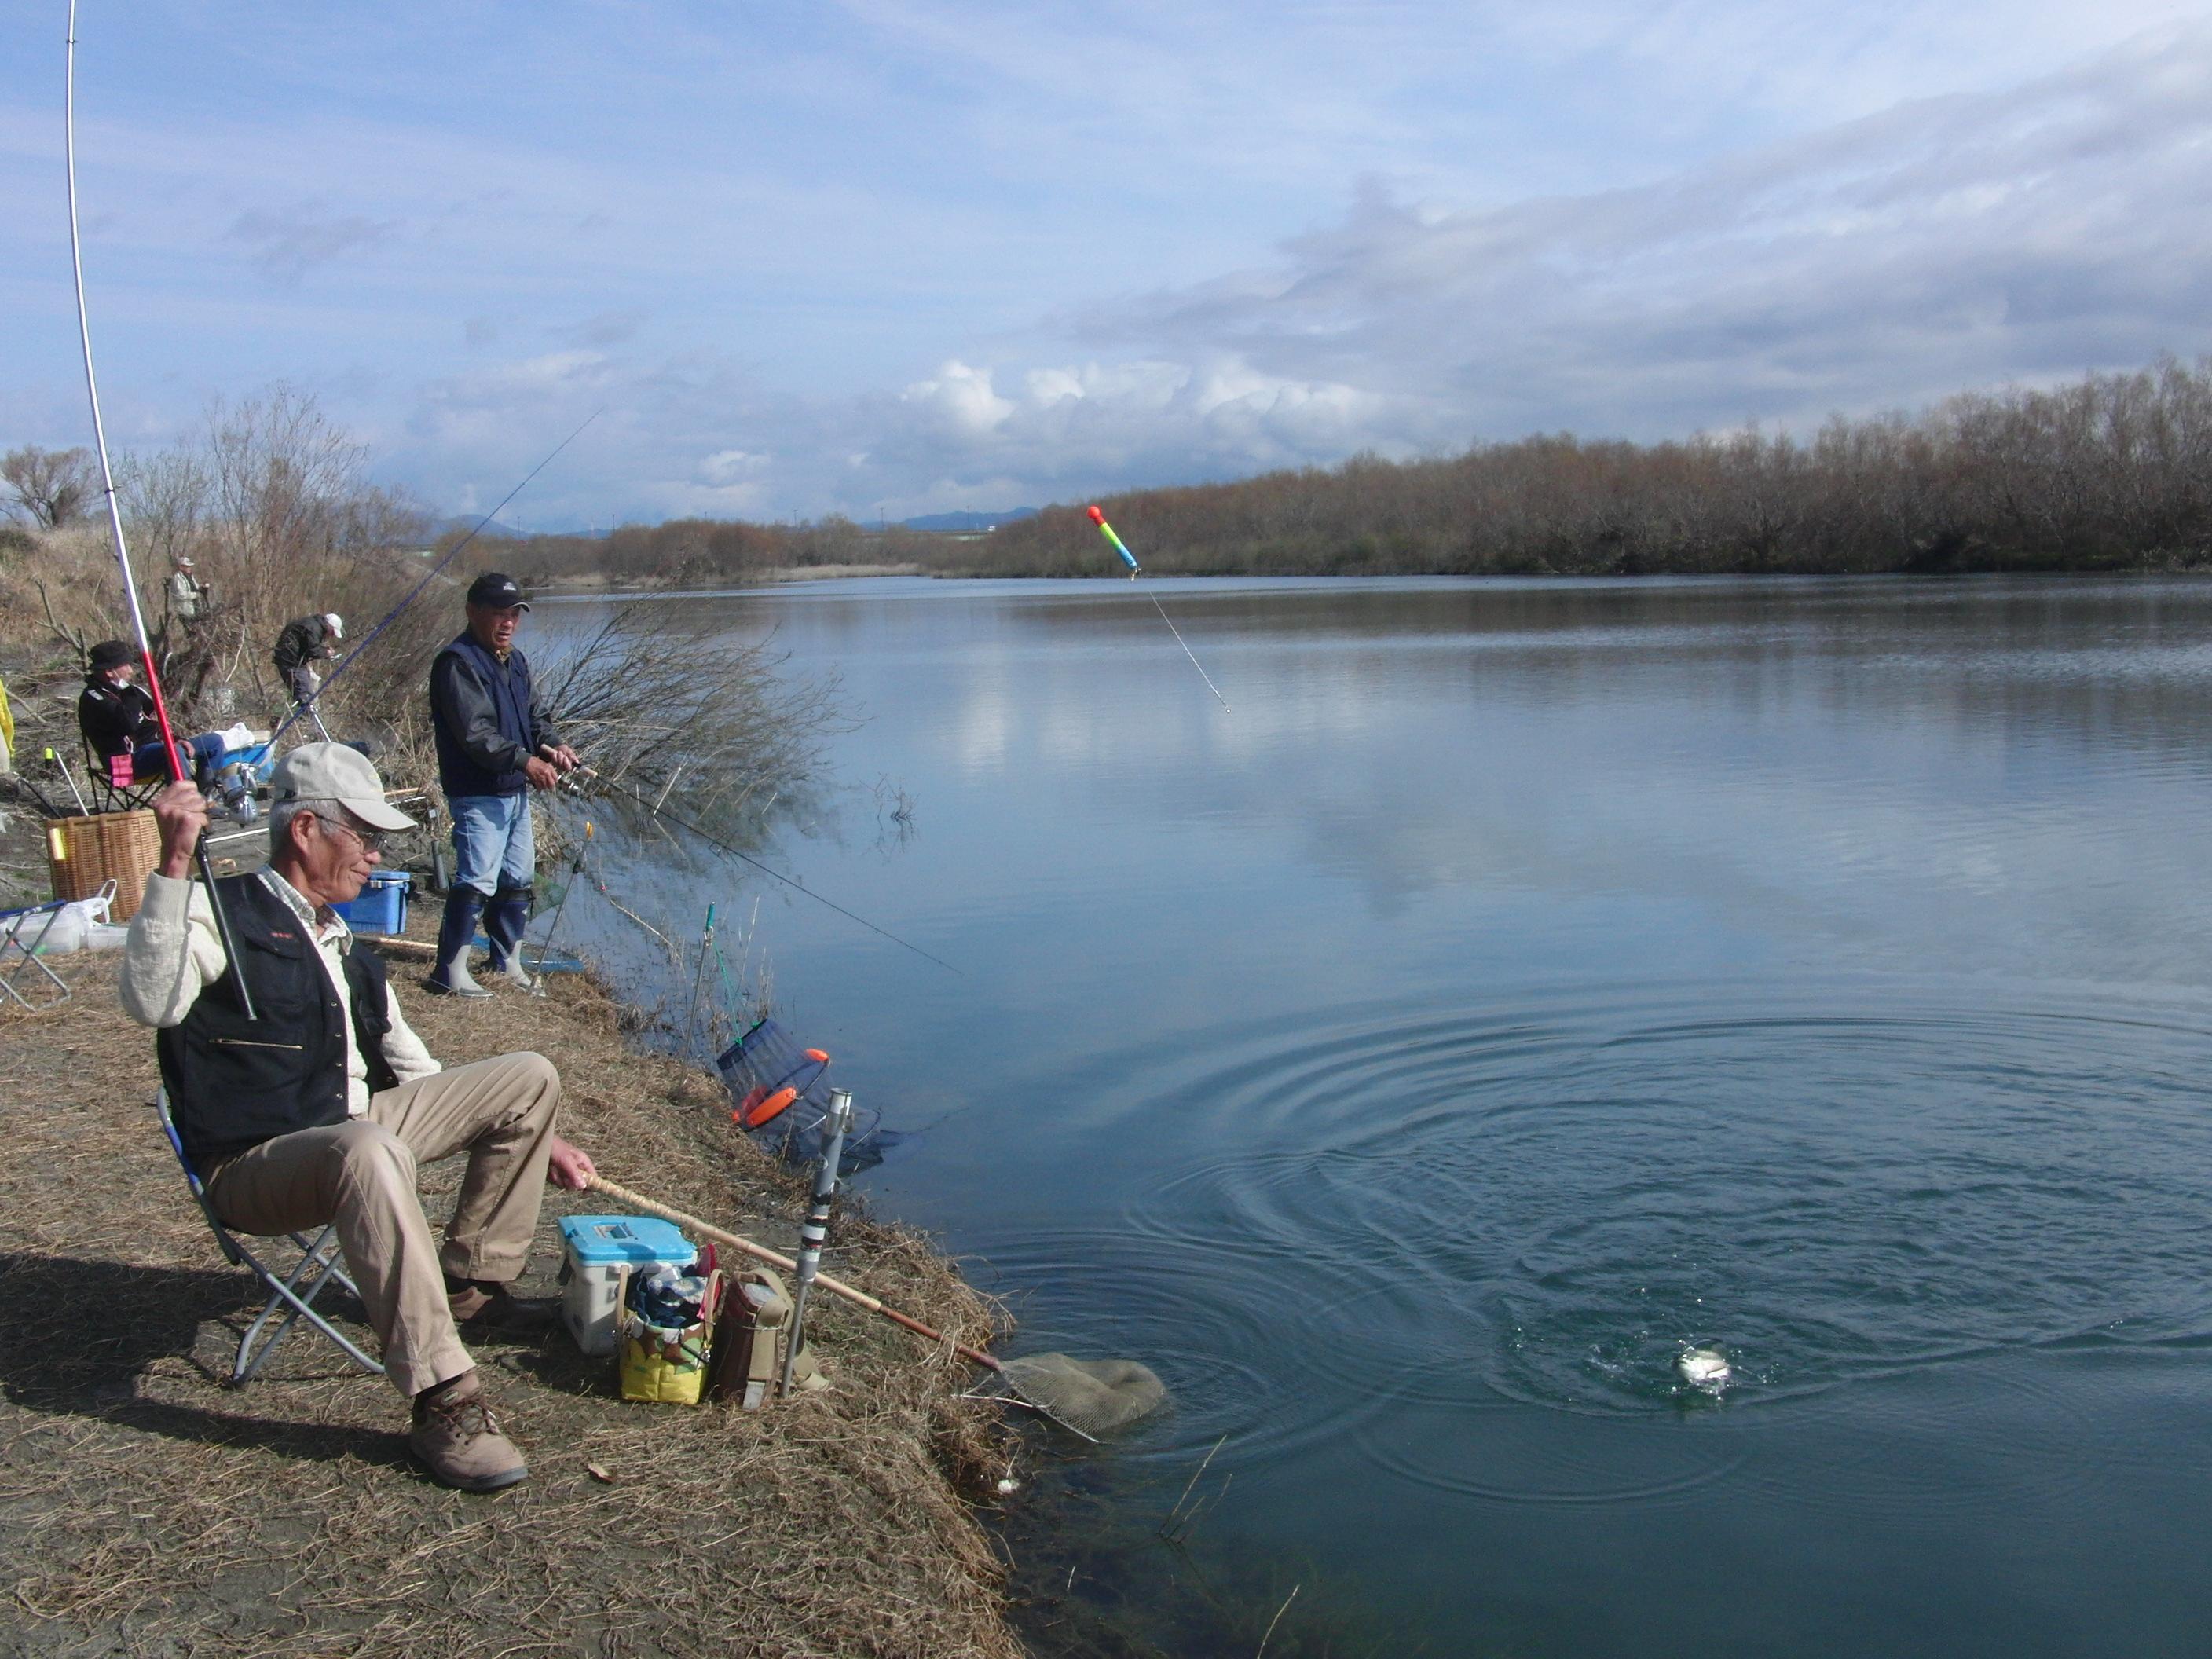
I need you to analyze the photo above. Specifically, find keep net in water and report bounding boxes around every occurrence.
[716,1017,906,1175]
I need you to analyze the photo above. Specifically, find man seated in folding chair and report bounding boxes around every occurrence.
[78,639,227,797]
[119,743,597,1493]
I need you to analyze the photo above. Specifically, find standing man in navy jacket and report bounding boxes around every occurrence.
[426,573,579,996]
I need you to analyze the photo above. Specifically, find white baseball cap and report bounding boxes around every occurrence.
[324,613,345,637]
[270,742,416,831]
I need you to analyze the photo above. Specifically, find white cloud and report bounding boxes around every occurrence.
[699,449,767,485]
[899,361,1016,436]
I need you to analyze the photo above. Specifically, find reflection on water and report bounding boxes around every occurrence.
[547,576,2212,1657]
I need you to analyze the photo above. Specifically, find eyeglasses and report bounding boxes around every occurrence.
[317,815,386,857]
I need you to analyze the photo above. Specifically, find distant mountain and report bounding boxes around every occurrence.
[899,507,1039,533]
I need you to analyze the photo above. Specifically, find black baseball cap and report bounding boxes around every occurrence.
[88,639,134,672]
[465,572,530,611]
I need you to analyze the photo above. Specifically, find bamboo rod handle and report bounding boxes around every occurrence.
[584,1174,1001,1372]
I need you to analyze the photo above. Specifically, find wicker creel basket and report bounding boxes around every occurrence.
[46,809,161,921]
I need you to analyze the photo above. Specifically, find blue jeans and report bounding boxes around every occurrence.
[131,732,225,783]
[449,793,536,898]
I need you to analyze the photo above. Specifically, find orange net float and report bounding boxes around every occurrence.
[735,1085,799,1129]
[720,1020,836,1133]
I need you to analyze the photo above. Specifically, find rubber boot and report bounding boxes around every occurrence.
[427,888,492,998]
[483,887,535,989]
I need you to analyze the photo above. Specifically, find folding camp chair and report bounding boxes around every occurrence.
[153,1089,383,1383]
[82,734,162,813]
[0,900,72,1012]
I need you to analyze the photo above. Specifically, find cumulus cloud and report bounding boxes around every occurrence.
[900,361,1016,437]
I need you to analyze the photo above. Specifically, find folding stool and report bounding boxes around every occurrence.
[154,1089,383,1383]
[0,901,72,1012]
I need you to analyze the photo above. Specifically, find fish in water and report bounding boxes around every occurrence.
[1675,1345,1731,1393]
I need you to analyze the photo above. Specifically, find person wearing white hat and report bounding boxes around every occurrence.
[166,555,211,622]
[272,611,344,711]
[119,743,596,1493]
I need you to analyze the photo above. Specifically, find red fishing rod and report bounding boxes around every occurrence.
[68,1,255,1014]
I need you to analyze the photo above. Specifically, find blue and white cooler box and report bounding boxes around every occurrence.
[331,870,411,936]
[558,1214,697,1356]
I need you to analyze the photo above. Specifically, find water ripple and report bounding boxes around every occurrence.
[991,976,2212,1490]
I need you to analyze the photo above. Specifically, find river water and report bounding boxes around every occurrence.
[545,575,2212,1656]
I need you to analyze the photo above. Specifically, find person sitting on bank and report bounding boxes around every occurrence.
[119,743,598,1492]
[273,612,344,709]
[426,572,578,997]
[78,639,226,786]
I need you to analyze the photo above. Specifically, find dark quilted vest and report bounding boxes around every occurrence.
[157,875,400,1173]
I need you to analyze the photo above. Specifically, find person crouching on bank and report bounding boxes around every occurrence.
[425,572,579,997]
[119,743,597,1492]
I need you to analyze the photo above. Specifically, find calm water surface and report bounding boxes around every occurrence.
[551,577,2212,1655]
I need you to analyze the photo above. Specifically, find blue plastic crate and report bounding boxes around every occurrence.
[332,870,410,936]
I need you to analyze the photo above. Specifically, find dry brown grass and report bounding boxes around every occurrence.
[0,930,1023,1658]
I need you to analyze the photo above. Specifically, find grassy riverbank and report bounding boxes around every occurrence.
[0,928,1024,1657]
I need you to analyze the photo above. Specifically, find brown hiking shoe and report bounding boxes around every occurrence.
[446,1278,560,1333]
[409,1374,528,1492]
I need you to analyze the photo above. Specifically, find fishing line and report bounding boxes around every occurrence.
[1141,584,1230,712]
[266,408,603,750]
[566,767,961,976]
[1087,505,1230,712]
[683,901,716,1053]
[527,819,591,995]
[67,1,255,1015]
[579,859,679,954]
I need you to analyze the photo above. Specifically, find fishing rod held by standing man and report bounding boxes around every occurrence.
[266,411,602,753]
[562,765,962,976]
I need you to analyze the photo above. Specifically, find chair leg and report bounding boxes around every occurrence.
[0,909,72,1013]
[229,1228,383,1382]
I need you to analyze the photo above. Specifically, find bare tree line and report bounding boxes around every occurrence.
[496,513,949,587]
[967,358,2212,578]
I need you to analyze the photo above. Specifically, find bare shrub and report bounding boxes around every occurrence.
[533,603,855,827]
[1,445,98,529]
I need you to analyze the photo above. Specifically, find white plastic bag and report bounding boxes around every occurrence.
[37,880,117,954]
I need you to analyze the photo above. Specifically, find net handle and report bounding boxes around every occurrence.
[584,1174,1002,1372]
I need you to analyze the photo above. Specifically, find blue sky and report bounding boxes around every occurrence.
[6,1,2212,526]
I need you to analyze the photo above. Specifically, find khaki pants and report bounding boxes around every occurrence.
[203,1052,562,1397]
